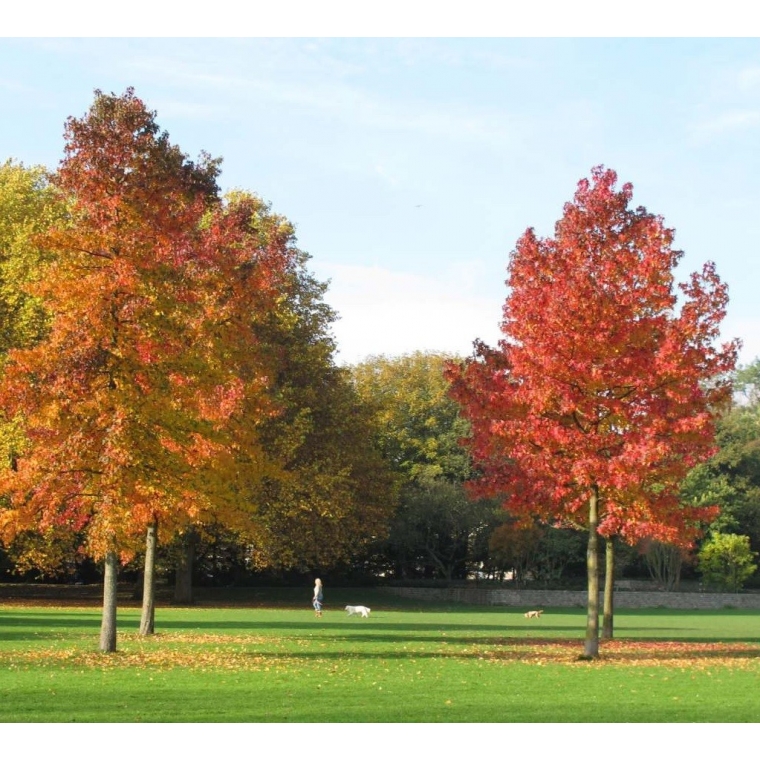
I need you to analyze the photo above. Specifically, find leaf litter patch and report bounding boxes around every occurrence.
[473,639,760,668]
[4,633,760,672]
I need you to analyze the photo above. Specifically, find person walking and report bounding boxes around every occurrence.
[312,578,323,617]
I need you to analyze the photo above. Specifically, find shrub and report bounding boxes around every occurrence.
[698,533,758,592]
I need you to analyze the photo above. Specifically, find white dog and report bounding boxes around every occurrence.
[345,605,371,618]
[524,610,543,619]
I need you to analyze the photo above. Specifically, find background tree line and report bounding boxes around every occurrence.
[4,333,758,597]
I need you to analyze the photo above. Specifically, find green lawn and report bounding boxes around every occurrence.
[2,593,760,722]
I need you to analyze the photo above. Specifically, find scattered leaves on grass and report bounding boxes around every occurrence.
[474,639,760,669]
[3,632,759,673]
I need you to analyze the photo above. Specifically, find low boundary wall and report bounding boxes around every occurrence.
[383,586,760,610]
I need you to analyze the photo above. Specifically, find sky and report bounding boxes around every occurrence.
[3,11,760,369]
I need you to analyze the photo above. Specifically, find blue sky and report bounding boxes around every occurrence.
[2,28,759,367]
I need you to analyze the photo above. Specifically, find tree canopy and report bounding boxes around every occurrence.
[449,166,738,656]
[352,352,499,580]
[0,89,296,650]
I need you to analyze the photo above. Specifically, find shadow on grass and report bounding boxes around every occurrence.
[0,613,748,635]
[145,618,718,636]
[4,607,760,651]
[0,615,100,642]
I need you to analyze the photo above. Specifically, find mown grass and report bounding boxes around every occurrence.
[2,593,760,722]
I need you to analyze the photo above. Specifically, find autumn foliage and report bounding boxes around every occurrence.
[449,166,739,655]
[0,90,301,648]
[0,90,289,554]
[0,90,402,649]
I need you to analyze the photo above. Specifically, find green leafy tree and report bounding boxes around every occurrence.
[166,204,398,583]
[698,533,757,592]
[382,479,495,580]
[245,363,398,573]
[352,352,472,483]
[682,362,760,553]
[352,352,497,580]
[533,527,587,583]
[486,521,586,586]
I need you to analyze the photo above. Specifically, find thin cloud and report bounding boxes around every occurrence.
[373,162,401,188]
[124,49,520,150]
[737,66,760,90]
[316,264,504,365]
[0,78,37,94]
[690,110,760,141]
[152,99,230,122]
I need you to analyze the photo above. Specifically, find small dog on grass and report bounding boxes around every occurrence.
[345,605,371,618]
[524,610,544,619]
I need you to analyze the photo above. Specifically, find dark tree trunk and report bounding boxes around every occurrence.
[99,550,118,653]
[139,520,157,635]
[174,529,196,605]
[583,486,600,659]
[131,570,144,601]
[602,537,614,640]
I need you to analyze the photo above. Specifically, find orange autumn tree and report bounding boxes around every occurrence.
[0,90,289,651]
[127,190,292,635]
[448,166,738,659]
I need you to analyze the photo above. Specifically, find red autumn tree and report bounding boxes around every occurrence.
[0,90,290,651]
[448,166,738,658]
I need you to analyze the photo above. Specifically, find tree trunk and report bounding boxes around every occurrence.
[602,537,614,640]
[174,529,196,605]
[139,520,157,635]
[99,550,118,653]
[583,486,600,659]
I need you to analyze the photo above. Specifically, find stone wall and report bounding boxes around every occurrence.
[383,586,760,610]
